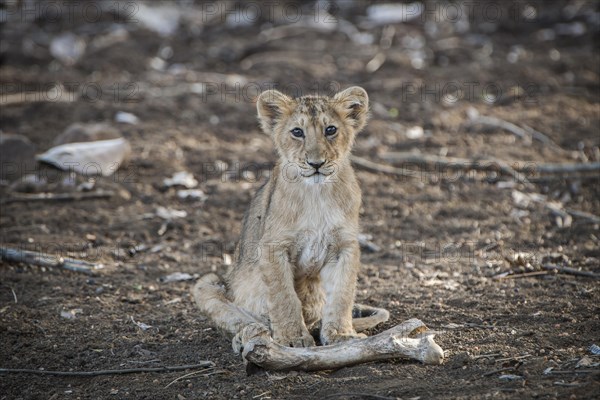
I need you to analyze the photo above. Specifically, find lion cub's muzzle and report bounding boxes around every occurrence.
[303,159,334,178]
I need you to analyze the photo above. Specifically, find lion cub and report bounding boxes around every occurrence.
[193,87,388,347]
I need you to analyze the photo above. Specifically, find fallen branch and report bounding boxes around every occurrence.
[550,206,599,227]
[493,271,549,280]
[496,354,532,362]
[464,323,496,329]
[532,162,600,174]
[520,123,561,149]
[482,367,515,377]
[234,319,444,373]
[1,190,115,204]
[323,393,395,400]
[350,155,424,178]
[565,208,600,224]
[553,381,585,387]
[542,264,600,279]
[467,115,530,140]
[472,353,502,360]
[0,362,215,377]
[0,247,104,275]
[512,190,600,227]
[0,85,78,106]
[380,152,533,187]
[466,114,563,151]
[494,265,599,280]
[164,367,227,388]
[382,152,599,176]
[546,369,599,375]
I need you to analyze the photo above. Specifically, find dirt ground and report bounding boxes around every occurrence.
[1,1,599,399]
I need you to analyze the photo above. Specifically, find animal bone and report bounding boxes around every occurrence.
[232,318,444,373]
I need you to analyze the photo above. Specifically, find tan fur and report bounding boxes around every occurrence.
[193,87,389,347]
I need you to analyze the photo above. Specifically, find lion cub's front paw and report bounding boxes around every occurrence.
[273,326,316,348]
[321,332,366,345]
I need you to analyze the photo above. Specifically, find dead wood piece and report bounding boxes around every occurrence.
[350,155,423,178]
[564,208,600,224]
[467,115,563,151]
[164,367,227,388]
[494,271,549,280]
[542,264,600,279]
[496,354,532,362]
[1,190,115,204]
[472,353,502,360]
[0,362,215,376]
[482,367,515,377]
[467,115,529,140]
[512,190,600,226]
[534,162,600,174]
[323,393,395,400]
[0,87,78,106]
[234,319,444,372]
[380,152,533,187]
[547,369,599,374]
[0,247,104,275]
[382,152,600,176]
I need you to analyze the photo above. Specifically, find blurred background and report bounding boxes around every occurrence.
[1,1,599,399]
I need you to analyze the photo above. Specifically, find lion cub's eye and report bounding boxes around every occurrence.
[324,125,337,137]
[290,128,304,138]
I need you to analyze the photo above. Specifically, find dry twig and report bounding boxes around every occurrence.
[533,162,600,174]
[350,155,424,178]
[164,367,227,388]
[0,247,104,275]
[472,353,502,360]
[382,152,599,177]
[495,354,532,362]
[547,370,599,374]
[0,362,215,376]
[323,393,396,400]
[467,114,563,151]
[542,264,600,279]
[482,367,515,377]
[380,152,533,187]
[493,271,549,280]
[564,208,600,224]
[1,190,115,204]
[553,381,585,387]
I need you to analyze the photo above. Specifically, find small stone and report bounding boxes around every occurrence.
[406,126,424,139]
[50,33,86,65]
[115,111,139,125]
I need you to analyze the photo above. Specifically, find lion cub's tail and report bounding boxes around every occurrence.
[352,304,390,333]
[192,273,264,337]
[193,273,390,338]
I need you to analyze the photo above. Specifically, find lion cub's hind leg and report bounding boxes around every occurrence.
[192,273,266,338]
[295,275,325,331]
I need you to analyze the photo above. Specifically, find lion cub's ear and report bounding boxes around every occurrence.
[256,90,294,135]
[333,86,369,132]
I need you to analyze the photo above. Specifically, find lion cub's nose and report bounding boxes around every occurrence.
[307,160,326,170]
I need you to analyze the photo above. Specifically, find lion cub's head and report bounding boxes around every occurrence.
[256,87,369,184]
